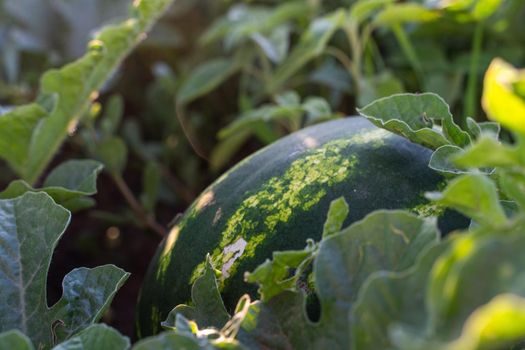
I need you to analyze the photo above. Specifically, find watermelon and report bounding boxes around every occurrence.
[136,117,468,337]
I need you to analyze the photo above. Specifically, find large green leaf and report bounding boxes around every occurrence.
[353,233,525,350]
[423,234,525,347]
[241,211,439,348]
[358,93,470,150]
[0,0,174,184]
[426,174,507,227]
[52,324,129,350]
[442,294,525,350]
[0,192,129,349]
[0,160,103,211]
[352,242,449,350]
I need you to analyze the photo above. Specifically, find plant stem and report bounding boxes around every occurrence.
[111,172,167,237]
[175,102,209,161]
[464,22,484,123]
[392,23,423,87]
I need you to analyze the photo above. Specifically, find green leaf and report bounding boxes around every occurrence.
[453,136,520,168]
[427,234,525,343]
[429,145,470,176]
[268,9,346,93]
[374,3,440,26]
[274,91,301,107]
[0,330,34,350]
[482,58,525,135]
[52,324,129,350]
[0,159,103,211]
[200,2,309,48]
[141,161,161,214]
[177,59,241,105]
[0,104,46,175]
[426,174,507,227]
[358,93,469,150]
[210,129,252,172]
[498,171,525,209]
[357,71,405,107]
[134,315,246,350]
[322,197,349,238]
[218,105,303,140]
[349,0,395,24]
[465,117,482,139]
[302,97,337,124]
[445,294,525,350]
[20,0,175,184]
[251,25,290,64]
[133,331,204,350]
[477,121,500,138]
[434,0,504,20]
[100,95,124,136]
[94,137,128,175]
[242,211,439,348]
[44,159,104,193]
[0,192,129,348]
[245,241,317,302]
[352,242,448,350]
[163,257,230,330]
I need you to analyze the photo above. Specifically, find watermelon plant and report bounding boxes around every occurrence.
[2,0,525,349]
[135,58,525,349]
[136,113,470,337]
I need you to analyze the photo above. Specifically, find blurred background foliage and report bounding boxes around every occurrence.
[0,0,524,338]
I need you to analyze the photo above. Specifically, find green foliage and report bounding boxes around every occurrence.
[0,192,129,349]
[1,0,525,348]
[147,58,525,350]
[0,0,174,184]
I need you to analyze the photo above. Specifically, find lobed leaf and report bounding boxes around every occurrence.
[242,211,439,348]
[352,242,449,350]
[0,192,129,349]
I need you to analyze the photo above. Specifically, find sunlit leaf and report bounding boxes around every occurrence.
[426,174,506,227]
[482,58,525,135]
